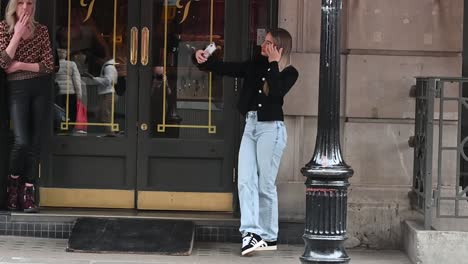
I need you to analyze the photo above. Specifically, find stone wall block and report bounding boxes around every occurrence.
[278,0,300,52]
[346,55,462,119]
[279,0,349,53]
[344,122,414,186]
[277,116,318,183]
[301,0,322,52]
[277,116,299,183]
[284,53,347,116]
[344,121,458,187]
[347,0,463,51]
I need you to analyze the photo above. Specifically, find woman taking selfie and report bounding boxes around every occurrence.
[195,28,298,256]
[0,0,54,213]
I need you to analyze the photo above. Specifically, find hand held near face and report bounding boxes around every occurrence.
[14,12,31,40]
[266,43,283,63]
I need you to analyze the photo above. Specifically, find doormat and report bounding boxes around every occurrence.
[67,218,194,255]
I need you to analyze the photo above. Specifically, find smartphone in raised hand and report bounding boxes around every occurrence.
[203,42,217,58]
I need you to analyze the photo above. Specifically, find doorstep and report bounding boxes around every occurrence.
[0,208,304,245]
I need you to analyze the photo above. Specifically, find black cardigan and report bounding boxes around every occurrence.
[198,56,299,121]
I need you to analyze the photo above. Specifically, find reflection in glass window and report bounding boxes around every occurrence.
[150,0,225,139]
[54,0,127,137]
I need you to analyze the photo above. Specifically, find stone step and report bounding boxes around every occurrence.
[403,220,468,264]
[0,209,304,245]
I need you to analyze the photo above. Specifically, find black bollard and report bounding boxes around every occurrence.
[300,0,354,263]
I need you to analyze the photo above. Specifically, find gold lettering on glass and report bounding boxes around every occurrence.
[80,0,96,22]
[175,0,184,8]
[176,0,192,24]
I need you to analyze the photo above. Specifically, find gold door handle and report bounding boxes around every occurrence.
[141,27,149,66]
[140,123,148,131]
[130,27,138,65]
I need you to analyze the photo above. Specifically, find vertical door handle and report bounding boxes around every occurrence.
[130,27,138,65]
[141,27,149,66]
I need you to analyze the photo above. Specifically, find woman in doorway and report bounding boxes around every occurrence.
[194,28,298,256]
[0,0,54,213]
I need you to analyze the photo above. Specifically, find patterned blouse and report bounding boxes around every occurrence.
[0,20,54,81]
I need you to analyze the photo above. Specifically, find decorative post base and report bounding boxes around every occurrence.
[300,178,351,264]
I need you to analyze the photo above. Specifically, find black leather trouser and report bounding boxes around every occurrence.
[8,75,51,184]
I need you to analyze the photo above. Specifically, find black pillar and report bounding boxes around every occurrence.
[300,0,353,263]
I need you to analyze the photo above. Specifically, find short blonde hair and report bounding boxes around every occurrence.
[5,0,37,34]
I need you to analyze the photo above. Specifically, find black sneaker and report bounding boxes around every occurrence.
[255,240,277,251]
[241,232,266,256]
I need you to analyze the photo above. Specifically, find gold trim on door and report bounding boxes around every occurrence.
[156,0,217,134]
[141,27,149,66]
[138,191,233,211]
[40,188,135,209]
[40,188,233,211]
[130,27,138,65]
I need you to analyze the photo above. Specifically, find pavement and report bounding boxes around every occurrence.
[0,236,412,264]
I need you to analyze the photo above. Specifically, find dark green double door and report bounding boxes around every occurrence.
[37,0,245,211]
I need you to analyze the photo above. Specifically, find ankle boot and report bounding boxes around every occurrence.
[21,184,39,213]
[6,176,20,210]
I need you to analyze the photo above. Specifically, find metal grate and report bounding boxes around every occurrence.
[411,77,468,230]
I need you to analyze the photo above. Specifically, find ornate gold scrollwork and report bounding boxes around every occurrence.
[175,0,184,8]
[176,0,192,24]
[80,0,96,22]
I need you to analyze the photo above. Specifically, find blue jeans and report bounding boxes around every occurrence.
[238,111,287,241]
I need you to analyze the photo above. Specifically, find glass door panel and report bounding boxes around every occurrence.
[150,0,225,139]
[39,0,137,209]
[249,0,270,58]
[54,0,128,137]
[136,0,236,211]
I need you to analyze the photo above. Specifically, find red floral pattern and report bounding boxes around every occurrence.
[0,20,54,80]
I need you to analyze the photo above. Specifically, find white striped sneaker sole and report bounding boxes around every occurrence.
[241,240,266,256]
[255,245,277,251]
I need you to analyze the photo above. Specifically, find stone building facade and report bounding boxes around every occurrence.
[276,0,463,249]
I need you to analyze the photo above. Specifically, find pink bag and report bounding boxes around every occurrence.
[75,99,87,132]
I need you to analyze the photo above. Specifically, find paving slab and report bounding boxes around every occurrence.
[0,236,411,264]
